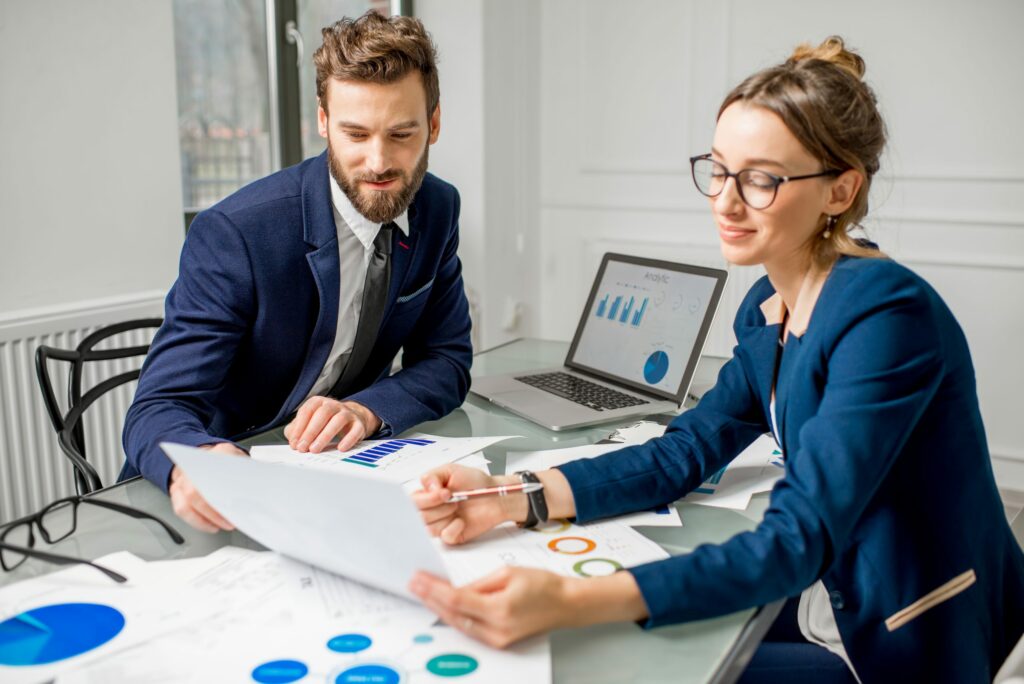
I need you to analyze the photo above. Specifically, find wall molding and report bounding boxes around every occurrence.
[992,448,1024,494]
[0,290,166,343]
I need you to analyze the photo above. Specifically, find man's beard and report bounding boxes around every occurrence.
[328,137,429,224]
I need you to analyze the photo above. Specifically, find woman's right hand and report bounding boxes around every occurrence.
[412,465,526,545]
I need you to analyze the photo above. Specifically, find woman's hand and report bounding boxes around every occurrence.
[409,566,649,648]
[409,567,575,648]
[411,465,526,544]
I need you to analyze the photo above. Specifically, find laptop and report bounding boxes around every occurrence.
[472,253,728,431]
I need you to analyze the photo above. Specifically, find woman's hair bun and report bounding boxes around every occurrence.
[788,35,865,81]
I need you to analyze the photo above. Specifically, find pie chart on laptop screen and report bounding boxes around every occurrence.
[643,350,670,385]
[0,603,125,666]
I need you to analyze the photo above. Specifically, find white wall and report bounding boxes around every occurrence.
[416,0,541,351]
[0,0,182,320]
[534,0,1024,488]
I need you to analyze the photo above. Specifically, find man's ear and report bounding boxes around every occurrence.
[824,168,864,216]
[428,103,441,145]
[317,102,328,139]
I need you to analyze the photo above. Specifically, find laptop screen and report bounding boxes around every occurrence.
[565,254,727,402]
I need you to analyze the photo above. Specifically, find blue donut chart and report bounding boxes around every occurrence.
[643,350,670,385]
[0,603,125,667]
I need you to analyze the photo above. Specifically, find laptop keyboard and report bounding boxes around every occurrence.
[514,372,649,411]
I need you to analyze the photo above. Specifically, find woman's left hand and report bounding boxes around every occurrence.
[409,567,575,648]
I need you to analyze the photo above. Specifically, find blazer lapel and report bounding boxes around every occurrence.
[275,153,341,420]
[737,323,779,423]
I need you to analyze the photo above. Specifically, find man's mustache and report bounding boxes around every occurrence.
[356,171,404,184]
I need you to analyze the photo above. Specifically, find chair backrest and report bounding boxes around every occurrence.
[34,318,163,494]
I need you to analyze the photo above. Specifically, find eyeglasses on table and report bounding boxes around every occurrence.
[0,494,185,583]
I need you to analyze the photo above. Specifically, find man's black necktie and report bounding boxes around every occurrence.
[328,222,394,399]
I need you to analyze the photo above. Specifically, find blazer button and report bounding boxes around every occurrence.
[829,590,846,611]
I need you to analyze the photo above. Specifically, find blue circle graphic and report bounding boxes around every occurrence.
[251,659,309,683]
[336,663,402,684]
[643,351,670,385]
[327,633,373,653]
[0,602,125,666]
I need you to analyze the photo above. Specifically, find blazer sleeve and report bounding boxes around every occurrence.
[345,189,473,434]
[625,266,945,628]
[557,347,767,522]
[122,210,254,491]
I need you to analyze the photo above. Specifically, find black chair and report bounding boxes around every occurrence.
[35,318,163,495]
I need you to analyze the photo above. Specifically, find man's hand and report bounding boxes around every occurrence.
[284,397,382,453]
[168,442,245,533]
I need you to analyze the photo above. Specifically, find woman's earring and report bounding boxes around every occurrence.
[823,215,837,239]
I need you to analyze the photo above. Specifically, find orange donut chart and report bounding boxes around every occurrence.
[547,536,597,555]
[528,519,571,534]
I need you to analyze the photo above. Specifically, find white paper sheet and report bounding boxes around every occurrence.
[0,552,224,684]
[162,442,449,600]
[682,434,784,510]
[208,610,551,684]
[440,518,669,586]
[403,452,492,494]
[605,419,669,445]
[505,444,683,527]
[251,433,519,484]
[55,548,435,684]
[60,572,551,684]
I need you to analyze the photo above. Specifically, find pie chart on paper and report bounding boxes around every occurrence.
[0,603,125,666]
[643,350,670,385]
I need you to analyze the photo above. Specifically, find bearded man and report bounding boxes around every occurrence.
[122,12,472,532]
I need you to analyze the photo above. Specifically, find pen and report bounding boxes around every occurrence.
[446,482,544,503]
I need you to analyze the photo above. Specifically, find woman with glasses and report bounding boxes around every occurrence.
[409,37,1024,683]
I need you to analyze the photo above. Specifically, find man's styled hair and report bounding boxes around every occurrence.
[314,11,440,116]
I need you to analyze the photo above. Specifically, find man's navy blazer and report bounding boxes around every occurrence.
[122,152,472,491]
[559,256,1024,682]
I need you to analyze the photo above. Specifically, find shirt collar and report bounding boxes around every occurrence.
[328,173,409,249]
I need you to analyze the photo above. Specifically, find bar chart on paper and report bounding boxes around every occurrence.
[250,434,519,484]
[342,438,435,469]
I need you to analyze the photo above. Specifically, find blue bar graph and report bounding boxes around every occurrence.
[631,298,649,327]
[608,296,622,320]
[619,296,634,323]
[596,294,608,317]
[342,438,436,468]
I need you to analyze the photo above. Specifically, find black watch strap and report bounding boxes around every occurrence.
[515,470,548,528]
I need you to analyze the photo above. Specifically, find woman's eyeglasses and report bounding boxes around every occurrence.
[0,495,184,583]
[690,154,840,209]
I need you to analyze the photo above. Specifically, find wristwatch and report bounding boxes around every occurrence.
[514,470,548,528]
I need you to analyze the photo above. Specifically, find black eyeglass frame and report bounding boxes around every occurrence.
[0,495,185,583]
[689,153,842,209]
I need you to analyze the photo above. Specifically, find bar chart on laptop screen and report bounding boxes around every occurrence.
[574,261,719,393]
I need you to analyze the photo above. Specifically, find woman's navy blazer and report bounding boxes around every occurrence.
[559,256,1024,682]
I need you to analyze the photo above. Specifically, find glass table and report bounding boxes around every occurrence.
[1,338,777,684]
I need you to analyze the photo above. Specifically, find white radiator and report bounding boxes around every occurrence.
[0,294,164,524]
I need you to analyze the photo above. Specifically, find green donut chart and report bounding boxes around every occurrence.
[572,558,623,578]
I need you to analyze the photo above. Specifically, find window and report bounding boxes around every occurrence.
[172,0,407,229]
